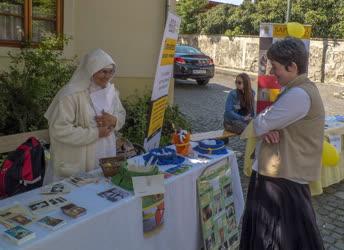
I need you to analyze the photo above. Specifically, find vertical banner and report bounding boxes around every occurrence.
[144,12,181,151]
[257,23,311,113]
[197,158,240,250]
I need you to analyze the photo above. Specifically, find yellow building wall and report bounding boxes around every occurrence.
[0,0,177,103]
[73,0,177,103]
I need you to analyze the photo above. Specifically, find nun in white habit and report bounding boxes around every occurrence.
[44,48,126,181]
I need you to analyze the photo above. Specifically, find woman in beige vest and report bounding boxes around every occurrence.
[240,38,324,249]
[44,49,126,181]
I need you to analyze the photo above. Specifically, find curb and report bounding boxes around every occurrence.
[215,66,257,78]
[215,66,344,87]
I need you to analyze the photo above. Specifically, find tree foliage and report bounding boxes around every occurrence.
[0,35,76,135]
[176,0,344,38]
[176,0,207,34]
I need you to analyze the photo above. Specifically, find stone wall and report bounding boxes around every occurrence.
[179,35,344,85]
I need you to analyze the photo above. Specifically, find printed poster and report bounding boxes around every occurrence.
[142,193,165,237]
[197,159,239,250]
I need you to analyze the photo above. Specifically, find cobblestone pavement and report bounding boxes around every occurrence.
[174,71,344,249]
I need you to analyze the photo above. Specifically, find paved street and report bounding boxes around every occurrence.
[174,71,344,249]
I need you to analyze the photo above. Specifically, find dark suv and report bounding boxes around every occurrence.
[173,45,215,85]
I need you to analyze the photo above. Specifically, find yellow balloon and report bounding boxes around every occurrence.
[287,22,305,38]
[322,141,340,167]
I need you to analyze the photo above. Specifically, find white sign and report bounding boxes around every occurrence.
[210,0,244,5]
[329,135,342,153]
[132,175,165,197]
[144,12,181,151]
[151,12,181,101]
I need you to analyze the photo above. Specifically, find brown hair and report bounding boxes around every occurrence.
[236,73,254,114]
[267,37,308,74]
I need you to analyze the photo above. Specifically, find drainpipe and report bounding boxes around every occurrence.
[286,0,292,22]
[165,0,169,25]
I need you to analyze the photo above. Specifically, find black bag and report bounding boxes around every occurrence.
[0,137,46,198]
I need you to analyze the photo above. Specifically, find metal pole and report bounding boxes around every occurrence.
[286,0,292,22]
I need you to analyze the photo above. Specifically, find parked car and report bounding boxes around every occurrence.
[173,45,215,85]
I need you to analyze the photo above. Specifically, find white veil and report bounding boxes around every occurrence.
[44,48,116,122]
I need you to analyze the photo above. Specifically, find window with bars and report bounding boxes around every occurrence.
[0,0,63,47]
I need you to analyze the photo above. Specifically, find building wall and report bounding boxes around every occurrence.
[179,34,344,85]
[74,0,169,99]
[0,0,177,101]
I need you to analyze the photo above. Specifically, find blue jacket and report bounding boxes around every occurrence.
[224,90,255,122]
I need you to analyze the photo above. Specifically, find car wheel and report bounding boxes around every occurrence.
[196,79,210,85]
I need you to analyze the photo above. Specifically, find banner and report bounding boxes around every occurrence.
[257,23,311,113]
[197,158,240,250]
[144,12,181,151]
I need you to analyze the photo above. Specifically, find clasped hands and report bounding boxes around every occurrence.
[263,130,280,144]
[96,111,117,138]
[244,115,253,122]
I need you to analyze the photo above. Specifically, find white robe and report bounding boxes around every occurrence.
[46,87,125,181]
[89,82,118,167]
[44,49,126,182]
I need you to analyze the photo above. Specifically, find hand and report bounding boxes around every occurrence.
[95,111,117,128]
[244,115,252,121]
[263,130,280,144]
[98,126,112,138]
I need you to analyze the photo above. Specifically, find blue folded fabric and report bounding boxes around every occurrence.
[335,115,344,122]
[193,140,228,155]
[143,148,185,166]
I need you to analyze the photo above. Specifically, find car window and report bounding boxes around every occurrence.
[176,46,202,54]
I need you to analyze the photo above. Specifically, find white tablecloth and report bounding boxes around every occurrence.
[0,151,243,250]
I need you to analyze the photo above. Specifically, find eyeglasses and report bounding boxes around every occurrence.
[98,69,114,76]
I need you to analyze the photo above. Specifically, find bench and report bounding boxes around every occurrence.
[0,129,237,154]
[191,129,237,142]
[0,129,49,154]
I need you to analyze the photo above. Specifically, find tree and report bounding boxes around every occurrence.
[0,35,76,134]
[292,0,344,38]
[176,0,207,34]
[197,4,234,35]
[177,0,344,39]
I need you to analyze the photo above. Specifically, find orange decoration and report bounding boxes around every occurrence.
[172,130,191,156]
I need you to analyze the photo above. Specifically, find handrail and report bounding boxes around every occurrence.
[0,129,49,153]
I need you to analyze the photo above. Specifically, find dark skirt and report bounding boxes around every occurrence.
[240,171,324,250]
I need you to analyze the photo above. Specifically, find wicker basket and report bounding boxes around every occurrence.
[99,155,126,177]
[99,137,146,178]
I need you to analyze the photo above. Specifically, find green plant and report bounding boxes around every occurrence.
[121,93,191,147]
[176,0,207,34]
[177,0,344,39]
[0,153,8,168]
[0,35,76,135]
[121,93,150,146]
[161,105,192,146]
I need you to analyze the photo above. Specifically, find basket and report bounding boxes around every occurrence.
[99,155,126,177]
[100,137,146,178]
[116,137,145,159]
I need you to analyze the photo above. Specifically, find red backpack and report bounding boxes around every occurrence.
[0,137,46,199]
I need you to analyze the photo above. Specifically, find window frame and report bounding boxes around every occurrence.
[0,0,63,47]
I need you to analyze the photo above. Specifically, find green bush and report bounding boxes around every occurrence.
[121,93,192,147]
[0,35,76,135]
